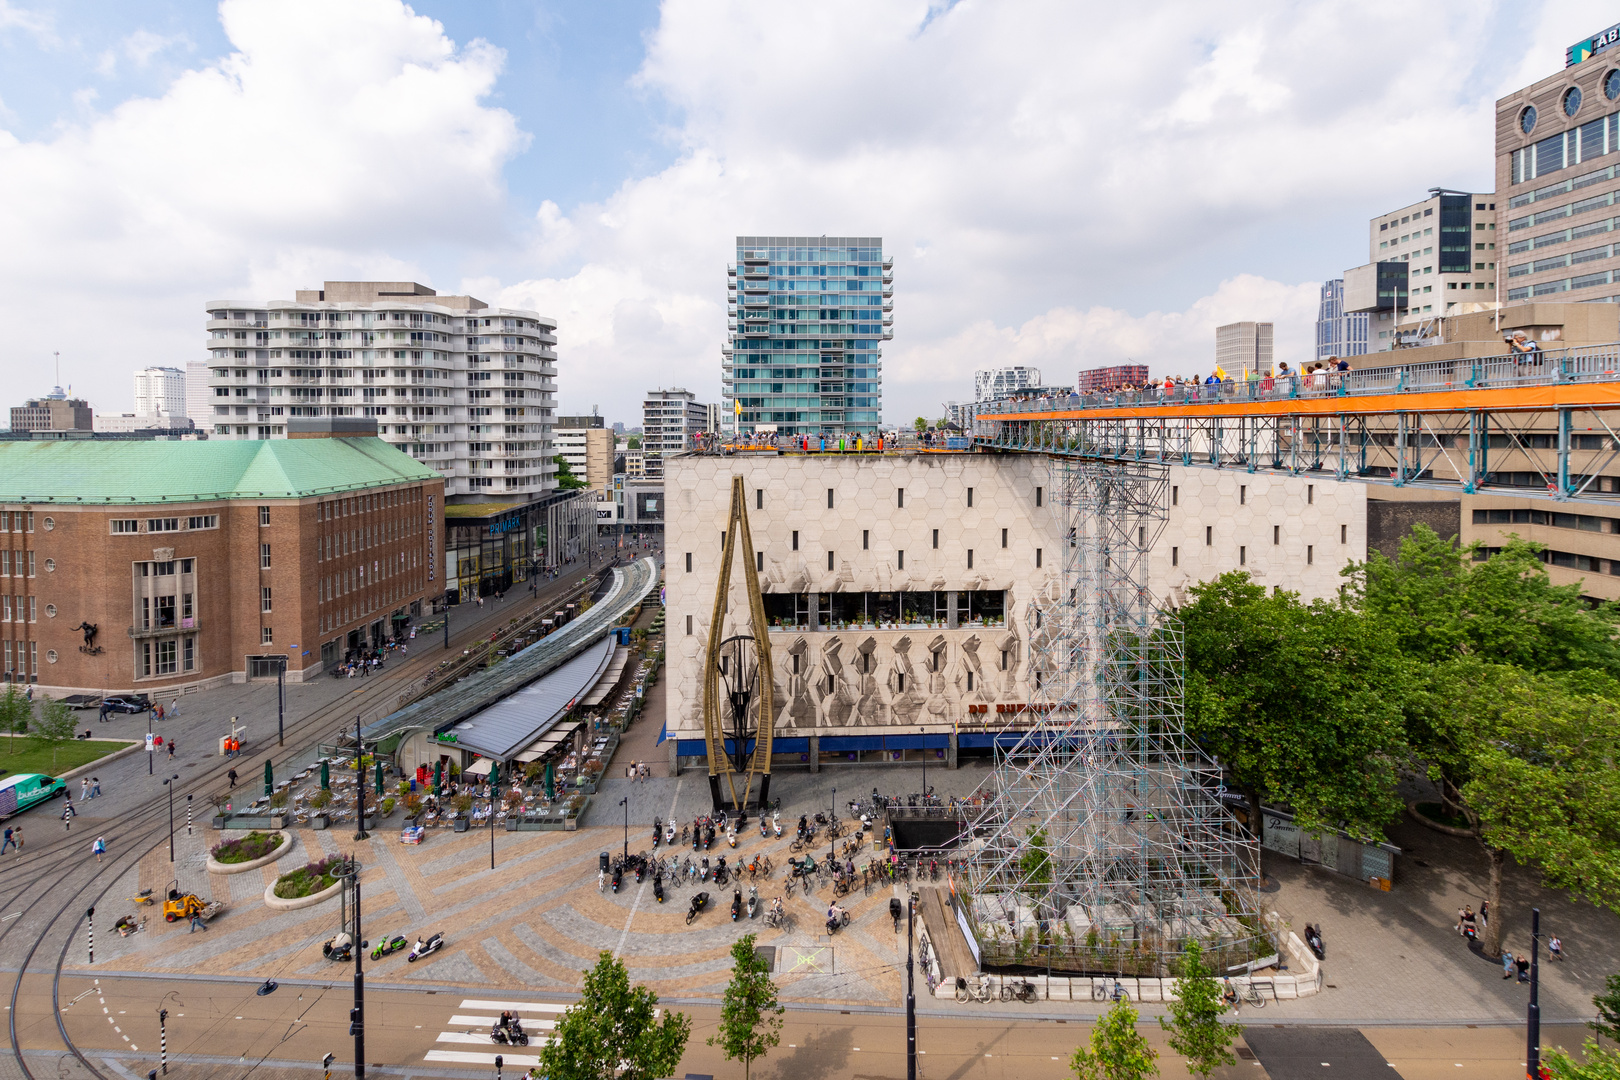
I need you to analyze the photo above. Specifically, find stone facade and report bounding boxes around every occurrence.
[665,454,1367,754]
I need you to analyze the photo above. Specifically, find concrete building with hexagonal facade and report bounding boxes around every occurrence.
[663,452,1366,771]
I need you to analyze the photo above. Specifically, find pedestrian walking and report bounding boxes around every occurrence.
[1503,951,1516,979]
[189,910,207,933]
[80,778,89,802]
[91,777,100,798]
[228,767,238,788]
[92,837,105,863]
[1516,954,1531,983]
[169,697,180,718]
[167,738,176,760]
[14,826,22,853]
[98,703,108,723]
[1,828,14,855]
[1549,935,1564,961]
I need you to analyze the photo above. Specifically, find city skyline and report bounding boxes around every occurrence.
[0,1,1599,427]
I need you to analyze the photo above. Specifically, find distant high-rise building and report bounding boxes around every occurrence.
[201,281,558,503]
[184,360,212,424]
[1077,364,1149,393]
[642,388,707,478]
[724,236,891,436]
[1215,322,1274,375]
[1315,279,1369,362]
[555,412,613,500]
[974,366,1043,400]
[11,388,92,432]
[133,366,186,418]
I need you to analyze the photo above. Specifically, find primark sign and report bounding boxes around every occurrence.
[1569,23,1620,66]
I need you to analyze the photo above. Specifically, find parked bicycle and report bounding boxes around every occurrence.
[1092,978,1130,1002]
[955,975,994,1003]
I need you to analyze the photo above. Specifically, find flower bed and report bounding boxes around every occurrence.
[210,831,283,864]
[272,855,347,900]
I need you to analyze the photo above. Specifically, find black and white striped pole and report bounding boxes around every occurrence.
[86,907,93,965]
[186,794,192,836]
[158,1008,168,1075]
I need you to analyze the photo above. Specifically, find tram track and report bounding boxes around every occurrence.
[1,564,624,1080]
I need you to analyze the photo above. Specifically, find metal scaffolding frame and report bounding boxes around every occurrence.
[958,458,1267,977]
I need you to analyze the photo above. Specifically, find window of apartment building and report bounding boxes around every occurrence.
[897,550,905,570]
[1307,545,1315,565]
[110,519,138,534]
[967,487,974,508]
[186,515,218,530]
[261,627,273,644]
[755,489,764,510]
[1240,546,1247,566]
[1205,526,1213,546]
[932,529,939,549]
[183,636,195,672]
[1036,548,1042,568]
[827,488,835,509]
[148,517,179,532]
[966,671,975,691]
[1341,524,1348,544]
[260,543,271,569]
[1001,528,1008,549]
[967,549,974,569]
[1172,546,1179,567]
[756,552,764,572]
[685,553,692,573]
[897,488,905,508]
[1239,484,1247,505]
[1035,486,1043,508]
[1274,525,1281,545]
[26,552,33,577]
[685,615,693,636]
[1307,484,1315,505]
[1171,486,1178,506]
[791,530,799,552]
[827,551,835,571]
[261,587,272,613]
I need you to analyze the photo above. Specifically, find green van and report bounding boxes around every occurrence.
[0,774,68,818]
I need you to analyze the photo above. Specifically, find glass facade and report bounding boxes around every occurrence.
[723,236,892,436]
[1314,278,1369,362]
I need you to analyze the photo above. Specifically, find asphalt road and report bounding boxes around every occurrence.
[24,971,1580,1080]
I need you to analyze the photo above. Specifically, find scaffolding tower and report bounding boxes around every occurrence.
[958,458,1267,977]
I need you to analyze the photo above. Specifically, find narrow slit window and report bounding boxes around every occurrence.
[827,550,835,571]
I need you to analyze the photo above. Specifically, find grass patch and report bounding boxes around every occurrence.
[1414,801,1473,830]
[0,736,132,779]
[272,855,347,899]
[211,831,283,864]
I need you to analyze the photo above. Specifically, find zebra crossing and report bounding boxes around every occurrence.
[423,999,565,1068]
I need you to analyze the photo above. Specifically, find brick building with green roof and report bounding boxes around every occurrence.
[0,433,444,693]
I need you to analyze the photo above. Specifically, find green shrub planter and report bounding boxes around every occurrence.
[207,830,294,875]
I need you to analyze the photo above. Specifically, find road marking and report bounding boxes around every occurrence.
[2,911,20,922]
[450,1015,557,1029]
[427,1050,544,1066]
[459,1000,568,1013]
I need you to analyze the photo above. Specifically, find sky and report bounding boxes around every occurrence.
[0,0,1609,424]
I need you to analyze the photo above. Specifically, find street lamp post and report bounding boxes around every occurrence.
[1528,907,1542,1080]
[619,797,629,865]
[354,715,368,842]
[163,774,180,862]
[905,891,917,1080]
[443,602,450,651]
[277,659,286,747]
[346,863,366,1080]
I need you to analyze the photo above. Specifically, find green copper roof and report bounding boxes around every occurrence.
[0,438,441,504]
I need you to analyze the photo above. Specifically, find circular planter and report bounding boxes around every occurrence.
[264,873,346,911]
[207,830,295,875]
[1406,801,1476,838]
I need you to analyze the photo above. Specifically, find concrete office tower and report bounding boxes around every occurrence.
[11,390,92,432]
[202,282,558,504]
[975,366,1043,400]
[642,388,708,479]
[1498,28,1620,308]
[1346,190,1497,351]
[133,366,186,418]
[723,236,892,436]
[1214,322,1274,375]
[1315,279,1369,362]
[184,360,212,424]
[555,412,614,500]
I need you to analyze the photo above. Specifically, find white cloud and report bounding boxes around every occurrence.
[0,0,523,410]
[97,29,191,78]
[0,0,50,40]
[502,0,1510,423]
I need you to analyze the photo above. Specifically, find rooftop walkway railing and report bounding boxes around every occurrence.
[978,343,1620,416]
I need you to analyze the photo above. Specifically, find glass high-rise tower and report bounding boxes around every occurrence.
[723,236,892,436]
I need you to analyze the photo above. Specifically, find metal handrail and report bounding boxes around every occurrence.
[974,342,1620,417]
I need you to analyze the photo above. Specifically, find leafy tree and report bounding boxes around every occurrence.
[1070,997,1159,1080]
[554,454,588,491]
[35,696,76,770]
[1345,525,1620,676]
[1593,972,1620,1045]
[708,933,784,1080]
[626,434,642,449]
[1161,941,1239,1078]
[0,686,27,754]
[537,951,690,1080]
[1019,825,1052,888]
[913,416,927,434]
[1180,572,1409,844]
[1426,666,1620,957]
[1545,1041,1620,1079]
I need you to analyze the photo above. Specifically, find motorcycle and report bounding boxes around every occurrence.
[747,885,759,920]
[726,825,737,848]
[322,932,354,962]
[715,856,729,886]
[772,812,782,838]
[1304,924,1325,960]
[653,872,665,904]
[635,856,647,884]
[686,891,710,925]
[611,864,624,893]
[700,857,711,883]
[693,820,702,851]
[406,932,443,963]
[730,889,742,922]
[491,1016,529,1046]
[705,824,716,850]
[652,818,662,849]
[370,934,408,961]
[890,897,904,933]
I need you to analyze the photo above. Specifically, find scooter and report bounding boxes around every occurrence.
[693,820,703,852]
[652,818,662,849]
[1305,924,1325,960]
[759,816,771,839]
[686,891,710,925]
[726,825,738,848]
[407,932,444,963]
[747,885,759,920]
[666,821,677,846]
[322,932,354,962]
[635,856,647,884]
[653,872,665,904]
[491,1017,529,1046]
[705,824,716,850]
[772,811,783,838]
[731,889,742,922]
[700,857,711,883]
[611,863,624,893]
[370,934,408,961]
[715,856,730,886]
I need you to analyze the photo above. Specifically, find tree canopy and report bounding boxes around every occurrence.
[708,933,784,1080]
[554,454,589,491]
[538,951,690,1080]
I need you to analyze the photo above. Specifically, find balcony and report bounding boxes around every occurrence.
[743,268,768,280]
[882,256,894,268]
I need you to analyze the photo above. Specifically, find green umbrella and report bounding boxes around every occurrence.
[434,760,443,796]
[375,760,384,796]
[320,760,330,791]
[544,761,555,801]
[263,759,273,798]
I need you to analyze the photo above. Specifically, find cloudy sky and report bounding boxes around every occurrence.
[0,0,1605,423]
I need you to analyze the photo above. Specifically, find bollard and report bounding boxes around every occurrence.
[159,1008,168,1075]
[86,907,94,965]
